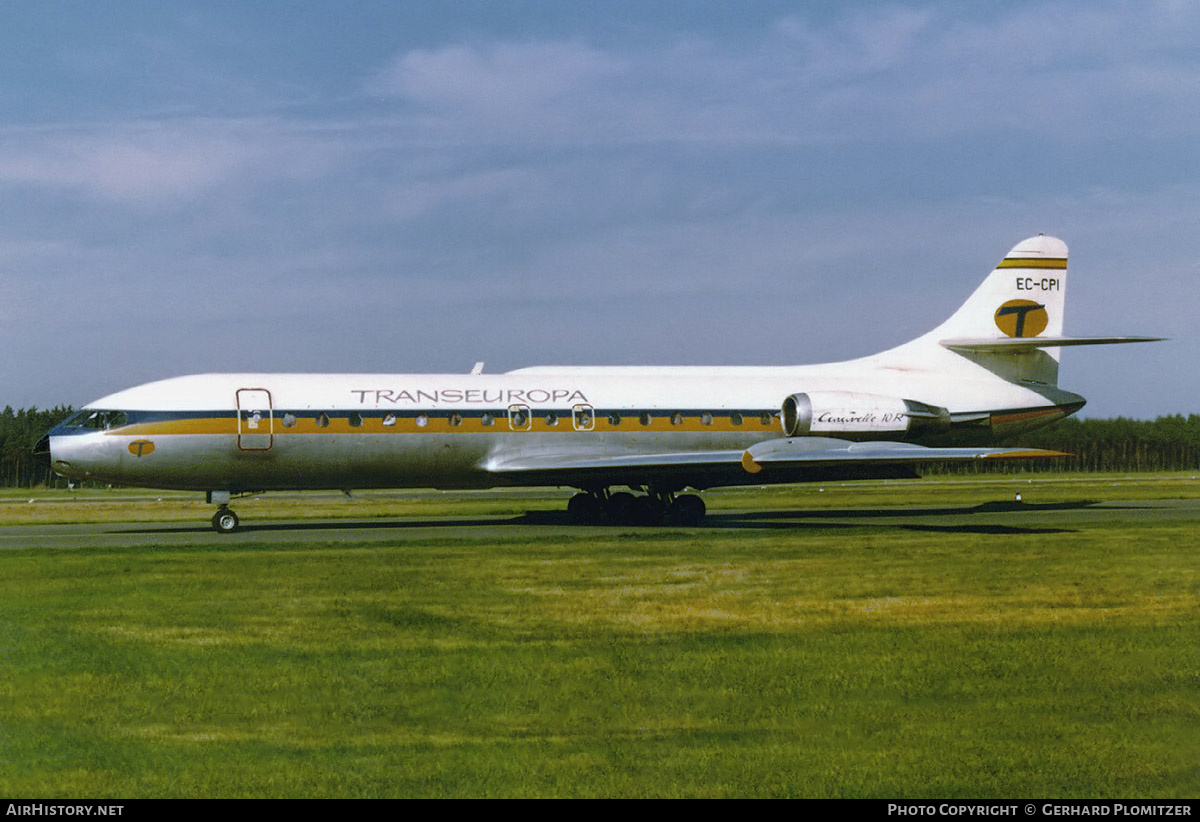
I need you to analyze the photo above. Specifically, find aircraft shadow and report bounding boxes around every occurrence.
[120,499,1099,537]
[511,499,1093,534]
[688,498,1095,534]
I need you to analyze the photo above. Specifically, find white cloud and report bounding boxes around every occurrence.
[7,2,1200,211]
[375,40,624,111]
[0,119,346,205]
[356,3,1200,147]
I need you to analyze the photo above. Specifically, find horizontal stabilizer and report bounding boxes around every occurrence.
[941,336,1163,354]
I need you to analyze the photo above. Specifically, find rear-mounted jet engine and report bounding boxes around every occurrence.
[781,391,951,441]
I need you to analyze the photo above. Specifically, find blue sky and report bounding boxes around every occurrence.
[1,1,1195,418]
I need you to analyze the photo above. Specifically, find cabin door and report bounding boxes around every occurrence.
[236,388,274,451]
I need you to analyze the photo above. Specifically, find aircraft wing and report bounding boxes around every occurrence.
[481,437,1068,489]
[738,437,1067,471]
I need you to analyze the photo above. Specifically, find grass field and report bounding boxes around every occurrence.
[1,475,1198,797]
[2,471,1199,526]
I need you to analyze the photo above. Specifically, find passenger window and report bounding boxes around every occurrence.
[509,404,531,430]
[544,412,559,426]
[315,413,330,428]
[670,412,683,426]
[416,414,429,428]
[701,413,713,426]
[639,412,653,426]
[449,413,463,427]
[730,412,743,426]
[607,412,621,426]
[281,413,298,428]
[573,404,595,431]
[481,413,495,426]
[759,412,773,426]
[382,413,397,427]
[348,412,364,428]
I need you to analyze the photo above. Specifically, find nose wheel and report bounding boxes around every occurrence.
[211,506,240,534]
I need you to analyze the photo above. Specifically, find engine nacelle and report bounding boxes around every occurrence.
[781,391,951,440]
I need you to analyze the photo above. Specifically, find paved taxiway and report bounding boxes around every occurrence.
[2,498,1197,550]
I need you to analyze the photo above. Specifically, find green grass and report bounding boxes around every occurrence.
[1,479,1198,797]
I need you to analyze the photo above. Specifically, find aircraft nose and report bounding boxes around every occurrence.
[31,431,56,480]
[33,429,77,478]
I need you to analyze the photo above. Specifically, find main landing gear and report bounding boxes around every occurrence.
[567,489,706,526]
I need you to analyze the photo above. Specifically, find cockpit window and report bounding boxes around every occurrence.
[62,411,92,428]
[63,410,128,430]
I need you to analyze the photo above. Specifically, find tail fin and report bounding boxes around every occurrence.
[880,235,1158,388]
[931,234,1069,345]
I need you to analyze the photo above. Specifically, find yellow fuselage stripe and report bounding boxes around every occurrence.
[117,416,782,437]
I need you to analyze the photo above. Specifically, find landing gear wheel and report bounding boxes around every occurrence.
[605,491,637,525]
[667,494,706,526]
[211,507,240,534]
[632,495,666,526]
[567,493,604,524]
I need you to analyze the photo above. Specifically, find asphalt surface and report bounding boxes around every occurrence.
[1,498,1197,549]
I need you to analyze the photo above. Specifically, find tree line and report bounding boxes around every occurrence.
[1,405,1197,488]
[1,406,75,488]
[993,414,1200,473]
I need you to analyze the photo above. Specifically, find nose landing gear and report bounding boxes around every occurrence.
[211,506,240,534]
[206,492,244,534]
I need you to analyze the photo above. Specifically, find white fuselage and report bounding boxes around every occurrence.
[50,234,1144,504]
[45,353,1082,493]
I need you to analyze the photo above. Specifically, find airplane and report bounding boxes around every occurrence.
[38,235,1159,533]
